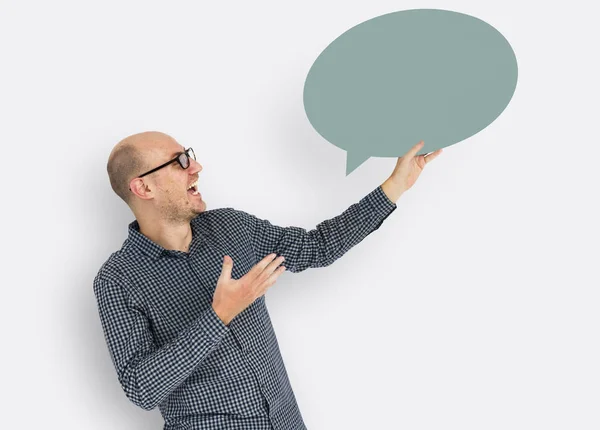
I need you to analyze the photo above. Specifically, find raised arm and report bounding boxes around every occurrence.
[93,273,228,411]
[234,185,396,273]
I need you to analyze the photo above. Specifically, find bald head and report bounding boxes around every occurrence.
[107,131,175,207]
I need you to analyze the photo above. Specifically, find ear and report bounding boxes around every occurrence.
[129,177,153,199]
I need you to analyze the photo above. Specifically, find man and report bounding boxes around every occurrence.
[94,131,441,429]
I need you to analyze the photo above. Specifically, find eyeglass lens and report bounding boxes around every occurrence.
[178,153,189,168]
[178,148,195,168]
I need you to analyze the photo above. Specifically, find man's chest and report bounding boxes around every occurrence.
[126,238,257,338]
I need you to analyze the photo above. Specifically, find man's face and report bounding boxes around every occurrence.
[134,140,205,222]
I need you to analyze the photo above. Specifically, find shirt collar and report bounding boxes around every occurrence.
[127,218,202,260]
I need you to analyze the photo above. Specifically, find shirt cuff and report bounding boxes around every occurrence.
[365,185,397,218]
[194,305,230,344]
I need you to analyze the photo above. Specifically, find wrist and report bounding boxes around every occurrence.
[212,304,231,325]
[381,178,404,203]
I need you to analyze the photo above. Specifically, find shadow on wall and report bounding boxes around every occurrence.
[75,211,163,429]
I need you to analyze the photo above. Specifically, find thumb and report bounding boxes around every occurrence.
[220,255,233,279]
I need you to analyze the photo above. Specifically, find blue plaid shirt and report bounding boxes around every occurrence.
[93,185,396,429]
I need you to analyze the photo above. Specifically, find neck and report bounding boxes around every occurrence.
[137,218,194,253]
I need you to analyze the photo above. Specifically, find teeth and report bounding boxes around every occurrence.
[187,180,198,190]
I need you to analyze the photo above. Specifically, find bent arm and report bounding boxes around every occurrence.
[93,274,228,411]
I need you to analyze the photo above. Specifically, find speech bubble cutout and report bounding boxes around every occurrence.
[303,9,519,175]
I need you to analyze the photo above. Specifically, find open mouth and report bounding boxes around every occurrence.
[187,180,200,196]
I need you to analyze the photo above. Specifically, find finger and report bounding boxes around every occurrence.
[424,148,443,164]
[219,255,232,280]
[404,140,424,160]
[258,265,286,293]
[247,253,278,280]
[261,255,285,279]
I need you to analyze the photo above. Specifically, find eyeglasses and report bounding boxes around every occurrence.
[129,147,196,191]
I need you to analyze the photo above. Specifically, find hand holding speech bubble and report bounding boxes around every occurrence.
[303,9,519,175]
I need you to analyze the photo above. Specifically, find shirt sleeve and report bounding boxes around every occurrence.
[93,273,229,411]
[235,184,397,273]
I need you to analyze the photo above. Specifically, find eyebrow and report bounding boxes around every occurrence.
[169,146,186,158]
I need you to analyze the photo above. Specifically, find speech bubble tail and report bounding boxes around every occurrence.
[346,151,370,176]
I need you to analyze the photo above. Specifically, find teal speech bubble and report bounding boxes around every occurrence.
[303,9,519,175]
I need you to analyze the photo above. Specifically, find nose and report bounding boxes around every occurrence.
[190,158,202,173]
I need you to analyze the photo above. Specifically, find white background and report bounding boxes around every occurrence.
[1,1,599,429]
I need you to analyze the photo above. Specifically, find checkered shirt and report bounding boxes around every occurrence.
[93,185,396,429]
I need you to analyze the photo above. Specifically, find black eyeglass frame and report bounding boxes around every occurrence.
[129,147,195,191]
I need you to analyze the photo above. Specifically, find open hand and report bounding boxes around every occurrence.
[212,253,286,325]
[389,140,442,194]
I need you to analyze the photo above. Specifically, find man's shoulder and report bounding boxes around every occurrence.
[92,250,134,298]
[191,206,251,229]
